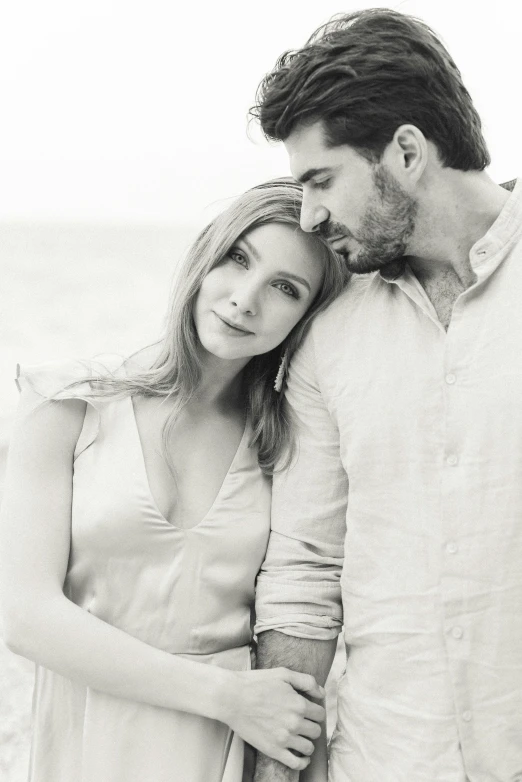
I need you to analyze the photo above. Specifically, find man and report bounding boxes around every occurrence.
[251,9,522,782]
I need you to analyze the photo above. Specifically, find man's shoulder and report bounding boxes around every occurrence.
[311,272,379,334]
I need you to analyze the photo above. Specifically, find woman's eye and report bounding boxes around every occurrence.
[274,281,299,299]
[228,250,247,267]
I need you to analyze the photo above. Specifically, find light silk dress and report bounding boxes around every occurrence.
[16,356,271,782]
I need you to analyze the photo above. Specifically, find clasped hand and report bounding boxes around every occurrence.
[223,667,325,772]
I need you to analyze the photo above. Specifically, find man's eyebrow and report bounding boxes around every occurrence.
[296,167,331,184]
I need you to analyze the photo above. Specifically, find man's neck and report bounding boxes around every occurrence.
[405,171,511,327]
[409,172,509,280]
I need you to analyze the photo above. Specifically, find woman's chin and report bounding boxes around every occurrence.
[199,341,256,365]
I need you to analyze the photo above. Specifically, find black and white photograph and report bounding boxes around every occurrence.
[1,1,522,780]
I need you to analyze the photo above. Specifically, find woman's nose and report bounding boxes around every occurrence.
[229,279,259,316]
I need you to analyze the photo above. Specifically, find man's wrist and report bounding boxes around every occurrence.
[254,752,299,782]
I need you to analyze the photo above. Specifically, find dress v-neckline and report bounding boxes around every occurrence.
[128,395,250,531]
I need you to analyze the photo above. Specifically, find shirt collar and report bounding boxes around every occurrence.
[378,178,522,284]
[469,177,522,268]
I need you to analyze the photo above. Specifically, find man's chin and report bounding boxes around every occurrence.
[341,252,388,275]
[342,247,407,276]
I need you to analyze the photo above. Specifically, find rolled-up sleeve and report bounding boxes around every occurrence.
[255,328,348,640]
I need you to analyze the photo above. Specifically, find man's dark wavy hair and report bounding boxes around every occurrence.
[251,9,490,171]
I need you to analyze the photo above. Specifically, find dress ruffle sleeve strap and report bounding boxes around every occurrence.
[15,354,125,461]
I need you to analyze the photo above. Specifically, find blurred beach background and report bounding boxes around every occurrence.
[0,221,198,781]
[2,0,521,778]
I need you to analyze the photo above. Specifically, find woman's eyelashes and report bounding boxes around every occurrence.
[273,281,300,299]
[228,249,248,267]
[225,248,301,300]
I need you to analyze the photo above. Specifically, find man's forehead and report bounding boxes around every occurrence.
[285,122,327,157]
[285,126,371,183]
[284,122,332,180]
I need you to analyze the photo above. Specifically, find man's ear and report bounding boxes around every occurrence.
[382,124,427,186]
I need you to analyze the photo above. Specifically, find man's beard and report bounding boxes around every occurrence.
[321,166,417,275]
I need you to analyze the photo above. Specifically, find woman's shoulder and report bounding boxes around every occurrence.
[14,354,127,460]
[15,353,126,401]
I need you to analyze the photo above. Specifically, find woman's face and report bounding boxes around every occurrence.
[193,222,324,363]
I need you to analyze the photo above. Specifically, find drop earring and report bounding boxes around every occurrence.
[274,350,288,393]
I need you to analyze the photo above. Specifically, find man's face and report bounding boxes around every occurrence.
[285,121,418,274]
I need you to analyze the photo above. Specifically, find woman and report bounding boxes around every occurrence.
[0,179,348,782]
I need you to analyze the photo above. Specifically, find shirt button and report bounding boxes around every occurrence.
[447,454,458,466]
[446,541,458,554]
[451,626,463,639]
[445,373,456,385]
[462,710,472,722]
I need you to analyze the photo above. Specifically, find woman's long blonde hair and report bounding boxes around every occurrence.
[76,178,349,472]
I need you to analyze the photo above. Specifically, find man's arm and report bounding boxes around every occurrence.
[253,632,337,782]
[253,326,349,781]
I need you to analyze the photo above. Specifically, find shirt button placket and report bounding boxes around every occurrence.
[443,363,464,751]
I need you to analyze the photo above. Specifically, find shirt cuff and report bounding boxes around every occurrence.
[254,579,343,640]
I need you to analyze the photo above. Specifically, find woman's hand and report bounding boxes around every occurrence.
[219,668,325,772]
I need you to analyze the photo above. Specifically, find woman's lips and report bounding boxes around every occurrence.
[214,313,254,335]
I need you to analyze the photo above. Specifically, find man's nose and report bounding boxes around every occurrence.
[300,195,330,233]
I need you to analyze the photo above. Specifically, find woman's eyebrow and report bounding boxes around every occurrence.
[239,236,260,260]
[275,271,311,292]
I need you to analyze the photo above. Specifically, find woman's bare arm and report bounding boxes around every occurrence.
[0,389,324,772]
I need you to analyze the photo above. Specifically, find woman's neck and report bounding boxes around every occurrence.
[195,353,248,411]
[127,342,249,412]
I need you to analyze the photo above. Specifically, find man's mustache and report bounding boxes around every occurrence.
[318,221,350,241]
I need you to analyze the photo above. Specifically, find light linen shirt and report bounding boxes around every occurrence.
[255,180,522,782]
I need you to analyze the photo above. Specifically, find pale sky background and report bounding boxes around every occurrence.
[0,0,521,227]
